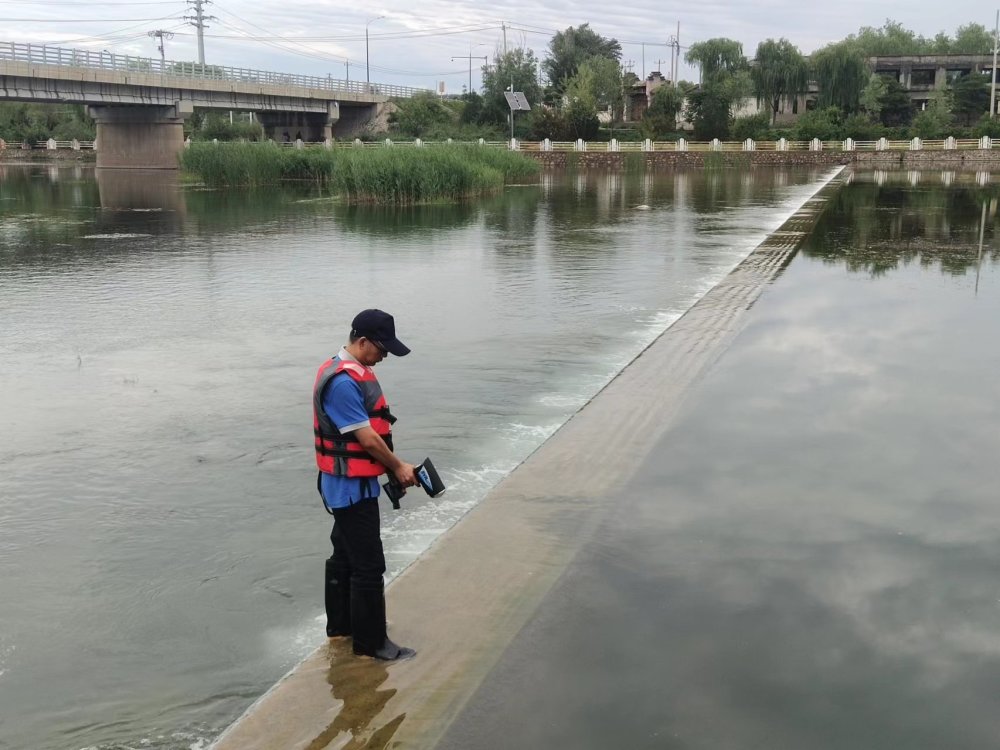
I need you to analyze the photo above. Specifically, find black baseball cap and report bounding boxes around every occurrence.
[351,309,411,356]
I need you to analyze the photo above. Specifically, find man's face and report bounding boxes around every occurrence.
[358,337,387,367]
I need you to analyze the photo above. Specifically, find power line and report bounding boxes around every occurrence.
[0,15,181,22]
[0,0,183,4]
[205,5,476,77]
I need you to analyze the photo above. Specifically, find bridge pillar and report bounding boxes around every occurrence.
[332,103,381,137]
[257,103,339,142]
[87,102,193,169]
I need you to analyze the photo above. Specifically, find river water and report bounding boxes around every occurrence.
[0,163,834,750]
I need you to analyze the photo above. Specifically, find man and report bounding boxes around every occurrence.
[313,309,417,661]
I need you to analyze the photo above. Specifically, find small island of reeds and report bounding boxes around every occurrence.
[180,142,540,204]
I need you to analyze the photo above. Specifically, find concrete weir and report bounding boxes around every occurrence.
[210,168,849,750]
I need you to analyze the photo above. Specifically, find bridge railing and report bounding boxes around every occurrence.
[0,40,427,99]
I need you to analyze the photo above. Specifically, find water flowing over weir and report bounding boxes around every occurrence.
[0,165,838,750]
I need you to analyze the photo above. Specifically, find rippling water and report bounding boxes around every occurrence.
[0,163,835,750]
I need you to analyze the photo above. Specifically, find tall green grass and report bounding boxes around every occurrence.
[180,142,540,203]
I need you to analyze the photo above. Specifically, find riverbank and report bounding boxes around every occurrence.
[208,167,847,750]
[525,150,1000,169]
[0,148,94,163]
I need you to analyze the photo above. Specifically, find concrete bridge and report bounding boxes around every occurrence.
[0,41,424,168]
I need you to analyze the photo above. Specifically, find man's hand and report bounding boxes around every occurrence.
[394,462,418,488]
[353,426,418,487]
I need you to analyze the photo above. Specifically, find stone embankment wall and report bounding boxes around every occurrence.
[526,151,1000,169]
[0,148,95,162]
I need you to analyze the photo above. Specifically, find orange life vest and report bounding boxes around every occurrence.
[313,356,395,477]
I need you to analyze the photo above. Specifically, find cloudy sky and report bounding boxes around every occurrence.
[2,0,997,93]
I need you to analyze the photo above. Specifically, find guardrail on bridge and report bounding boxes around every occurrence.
[0,40,426,99]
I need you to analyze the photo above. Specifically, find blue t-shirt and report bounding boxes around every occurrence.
[319,357,382,509]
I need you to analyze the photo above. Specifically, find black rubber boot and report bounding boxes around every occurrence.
[351,584,415,661]
[325,559,352,638]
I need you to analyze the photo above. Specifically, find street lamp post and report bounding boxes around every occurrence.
[366,15,385,85]
[451,43,487,95]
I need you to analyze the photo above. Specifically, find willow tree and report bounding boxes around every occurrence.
[751,39,808,124]
[686,38,746,82]
[685,38,748,140]
[811,41,869,113]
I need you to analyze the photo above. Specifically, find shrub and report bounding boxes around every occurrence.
[730,113,771,142]
[839,113,885,141]
[973,113,1000,138]
[179,142,539,202]
[793,107,842,141]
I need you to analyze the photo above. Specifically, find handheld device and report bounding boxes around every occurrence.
[383,457,446,509]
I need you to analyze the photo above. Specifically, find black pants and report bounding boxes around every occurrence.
[330,497,386,587]
[326,498,387,653]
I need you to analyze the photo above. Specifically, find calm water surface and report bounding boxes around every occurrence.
[437,170,1000,750]
[0,164,833,750]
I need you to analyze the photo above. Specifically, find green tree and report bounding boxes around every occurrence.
[860,73,887,120]
[812,41,868,113]
[528,106,567,140]
[0,102,94,144]
[571,56,624,120]
[641,85,685,137]
[458,91,484,124]
[543,24,622,93]
[878,77,913,126]
[685,83,734,139]
[480,48,543,131]
[563,97,600,140]
[910,91,953,138]
[686,38,746,81]
[951,23,994,54]
[850,19,932,56]
[951,73,991,126]
[390,91,455,137]
[931,31,953,54]
[684,38,748,140]
[751,38,808,124]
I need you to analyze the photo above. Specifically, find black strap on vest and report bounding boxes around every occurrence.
[314,432,394,455]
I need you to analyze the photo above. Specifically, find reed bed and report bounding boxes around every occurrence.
[180,142,540,203]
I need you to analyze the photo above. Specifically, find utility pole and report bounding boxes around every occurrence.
[451,48,487,95]
[345,59,350,83]
[623,59,635,74]
[641,43,645,79]
[185,0,215,65]
[675,22,681,86]
[654,58,666,74]
[991,9,999,119]
[148,29,173,68]
[667,24,680,85]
